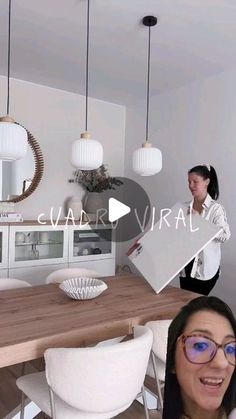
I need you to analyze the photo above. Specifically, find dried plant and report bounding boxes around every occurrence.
[69,164,123,193]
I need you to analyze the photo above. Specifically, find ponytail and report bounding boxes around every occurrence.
[208,165,219,200]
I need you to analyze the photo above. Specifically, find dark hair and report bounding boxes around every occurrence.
[163,296,236,419]
[188,165,219,200]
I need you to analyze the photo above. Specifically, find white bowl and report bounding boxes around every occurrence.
[59,277,108,300]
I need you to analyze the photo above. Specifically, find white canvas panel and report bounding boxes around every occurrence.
[128,203,222,294]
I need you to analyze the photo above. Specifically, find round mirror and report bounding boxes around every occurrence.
[0,123,44,203]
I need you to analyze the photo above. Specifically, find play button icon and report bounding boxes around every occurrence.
[85,177,151,243]
[108,198,131,222]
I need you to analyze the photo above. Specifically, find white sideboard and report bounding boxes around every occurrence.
[0,222,116,285]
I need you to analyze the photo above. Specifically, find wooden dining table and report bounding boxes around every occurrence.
[0,274,200,368]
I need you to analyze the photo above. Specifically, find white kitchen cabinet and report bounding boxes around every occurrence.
[68,224,115,275]
[0,225,8,270]
[0,222,115,285]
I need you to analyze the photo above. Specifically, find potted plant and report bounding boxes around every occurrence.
[69,165,123,214]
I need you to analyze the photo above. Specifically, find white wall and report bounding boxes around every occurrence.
[124,68,236,313]
[0,76,126,219]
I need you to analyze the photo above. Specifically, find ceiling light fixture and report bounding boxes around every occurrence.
[71,0,103,170]
[0,0,28,161]
[132,16,162,176]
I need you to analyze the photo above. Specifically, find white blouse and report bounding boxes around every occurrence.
[180,194,231,281]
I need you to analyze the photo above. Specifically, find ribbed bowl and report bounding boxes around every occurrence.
[59,277,108,300]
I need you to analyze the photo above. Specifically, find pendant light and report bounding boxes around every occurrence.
[71,0,103,170]
[0,0,27,161]
[133,16,162,176]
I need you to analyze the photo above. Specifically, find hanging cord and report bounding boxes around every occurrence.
[85,0,90,131]
[145,25,151,142]
[7,0,12,115]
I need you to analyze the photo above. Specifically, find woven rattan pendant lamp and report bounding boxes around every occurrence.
[133,16,162,176]
[0,0,27,161]
[71,0,103,170]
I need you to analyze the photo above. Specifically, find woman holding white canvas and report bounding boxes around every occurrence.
[179,165,230,295]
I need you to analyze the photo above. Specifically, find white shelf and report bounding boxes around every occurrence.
[15,256,63,262]
[15,241,63,246]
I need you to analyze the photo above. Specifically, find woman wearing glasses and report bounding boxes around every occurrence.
[163,296,236,419]
[180,164,230,295]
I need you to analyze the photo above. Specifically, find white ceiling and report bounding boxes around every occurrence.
[0,0,236,105]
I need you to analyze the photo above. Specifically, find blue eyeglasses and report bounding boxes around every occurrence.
[179,334,236,366]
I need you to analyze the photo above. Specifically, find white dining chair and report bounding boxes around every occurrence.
[145,319,172,411]
[97,320,171,412]
[0,278,31,290]
[16,325,153,419]
[229,409,236,419]
[46,268,102,284]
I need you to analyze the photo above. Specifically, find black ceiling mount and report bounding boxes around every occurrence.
[142,15,157,27]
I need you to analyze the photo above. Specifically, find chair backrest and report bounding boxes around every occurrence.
[145,319,172,363]
[0,278,31,290]
[45,325,153,413]
[229,409,236,419]
[45,268,102,284]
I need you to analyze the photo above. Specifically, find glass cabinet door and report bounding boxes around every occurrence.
[15,230,64,262]
[9,225,68,267]
[69,227,115,261]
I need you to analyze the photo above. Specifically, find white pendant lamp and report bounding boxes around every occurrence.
[0,0,27,161]
[133,16,162,176]
[71,0,103,170]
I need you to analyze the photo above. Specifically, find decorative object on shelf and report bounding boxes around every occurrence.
[59,277,108,300]
[73,246,80,256]
[0,212,23,222]
[69,164,123,214]
[92,247,102,255]
[132,16,162,176]
[82,248,90,256]
[28,244,39,260]
[66,196,82,220]
[39,231,49,243]
[24,233,31,243]
[70,0,103,170]
[0,0,27,161]
[15,232,25,244]
[84,192,104,215]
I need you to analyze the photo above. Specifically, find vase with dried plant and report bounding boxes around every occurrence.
[69,165,123,214]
